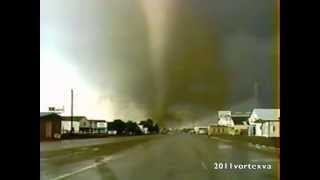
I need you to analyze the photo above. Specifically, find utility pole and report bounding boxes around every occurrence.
[71,89,74,134]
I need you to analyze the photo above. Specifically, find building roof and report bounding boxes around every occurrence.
[232,116,248,125]
[231,112,251,117]
[62,116,87,121]
[231,112,250,125]
[40,112,62,120]
[251,108,280,121]
[88,119,106,123]
[209,124,229,127]
[40,112,55,117]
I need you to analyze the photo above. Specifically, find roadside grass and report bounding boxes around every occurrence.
[211,135,280,148]
[41,136,161,166]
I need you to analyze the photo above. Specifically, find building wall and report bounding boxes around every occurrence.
[208,126,231,136]
[40,119,61,140]
[251,122,279,137]
[217,111,233,127]
[255,123,263,136]
[61,121,80,133]
[80,120,107,134]
[261,122,279,137]
[79,118,90,128]
[248,125,255,136]
[230,125,248,135]
[96,122,107,128]
[194,127,208,134]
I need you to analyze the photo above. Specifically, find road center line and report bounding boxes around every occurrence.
[51,155,120,180]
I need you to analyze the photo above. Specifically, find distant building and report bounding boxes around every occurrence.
[217,111,233,127]
[79,117,90,133]
[248,108,280,137]
[40,112,62,141]
[194,126,208,135]
[230,112,250,135]
[216,111,250,135]
[79,118,107,134]
[61,116,84,134]
[107,130,117,135]
[208,125,231,136]
[138,125,149,134]
[88,120,107,134]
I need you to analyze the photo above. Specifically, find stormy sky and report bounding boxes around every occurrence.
[40,0,279,127]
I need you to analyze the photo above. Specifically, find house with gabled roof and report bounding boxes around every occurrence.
[230,112,250,135]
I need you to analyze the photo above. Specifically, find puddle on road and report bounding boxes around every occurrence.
[92,147,99,152]
[81,147,89,151]
[217,144,233,150]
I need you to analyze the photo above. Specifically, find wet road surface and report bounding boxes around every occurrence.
[40,135,279,180]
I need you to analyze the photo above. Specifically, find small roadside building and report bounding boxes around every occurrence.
[216,111,250,135]
[248,108,280,137]
[61,116,84,134]
[230,112,250,135]
[64,117,107,134]
[194,126,208,135]
[88,120,107,134]
[79,117,90,133]
[217,111,233,127]
[138,124,149,134]
[208,125,231,136]
[40,112,62,141]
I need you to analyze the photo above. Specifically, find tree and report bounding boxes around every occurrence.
[153,123,160,134]
[139,119,153,133]
[109,119,126,135]
[125,121,142,135]
[138,118,161,134]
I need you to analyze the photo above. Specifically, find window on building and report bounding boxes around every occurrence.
[273,126,275,132]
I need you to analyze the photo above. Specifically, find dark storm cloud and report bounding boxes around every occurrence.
[41,0,279,126]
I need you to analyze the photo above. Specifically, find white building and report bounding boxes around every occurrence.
[61,116,86,134]
[217,111,233,127]
[80,118,107,134]
[216,111,250,135]
[89,120,107,133]
[138,125,149,134]
[248,108,280,137]
[230,112,250,135]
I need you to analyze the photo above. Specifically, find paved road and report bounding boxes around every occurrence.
[40,135,279,180]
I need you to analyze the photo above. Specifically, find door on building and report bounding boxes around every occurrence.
[45,121,52,138]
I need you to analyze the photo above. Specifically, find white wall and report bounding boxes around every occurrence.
[217,111,233,127]
[261,122,279,137]
[79,118,90,128]
[143,128,149,134]
[257,123,263,136]
[61,121,80,133]
[97,122,107,128]
[253,122,279,137]
[248,112,258,125]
